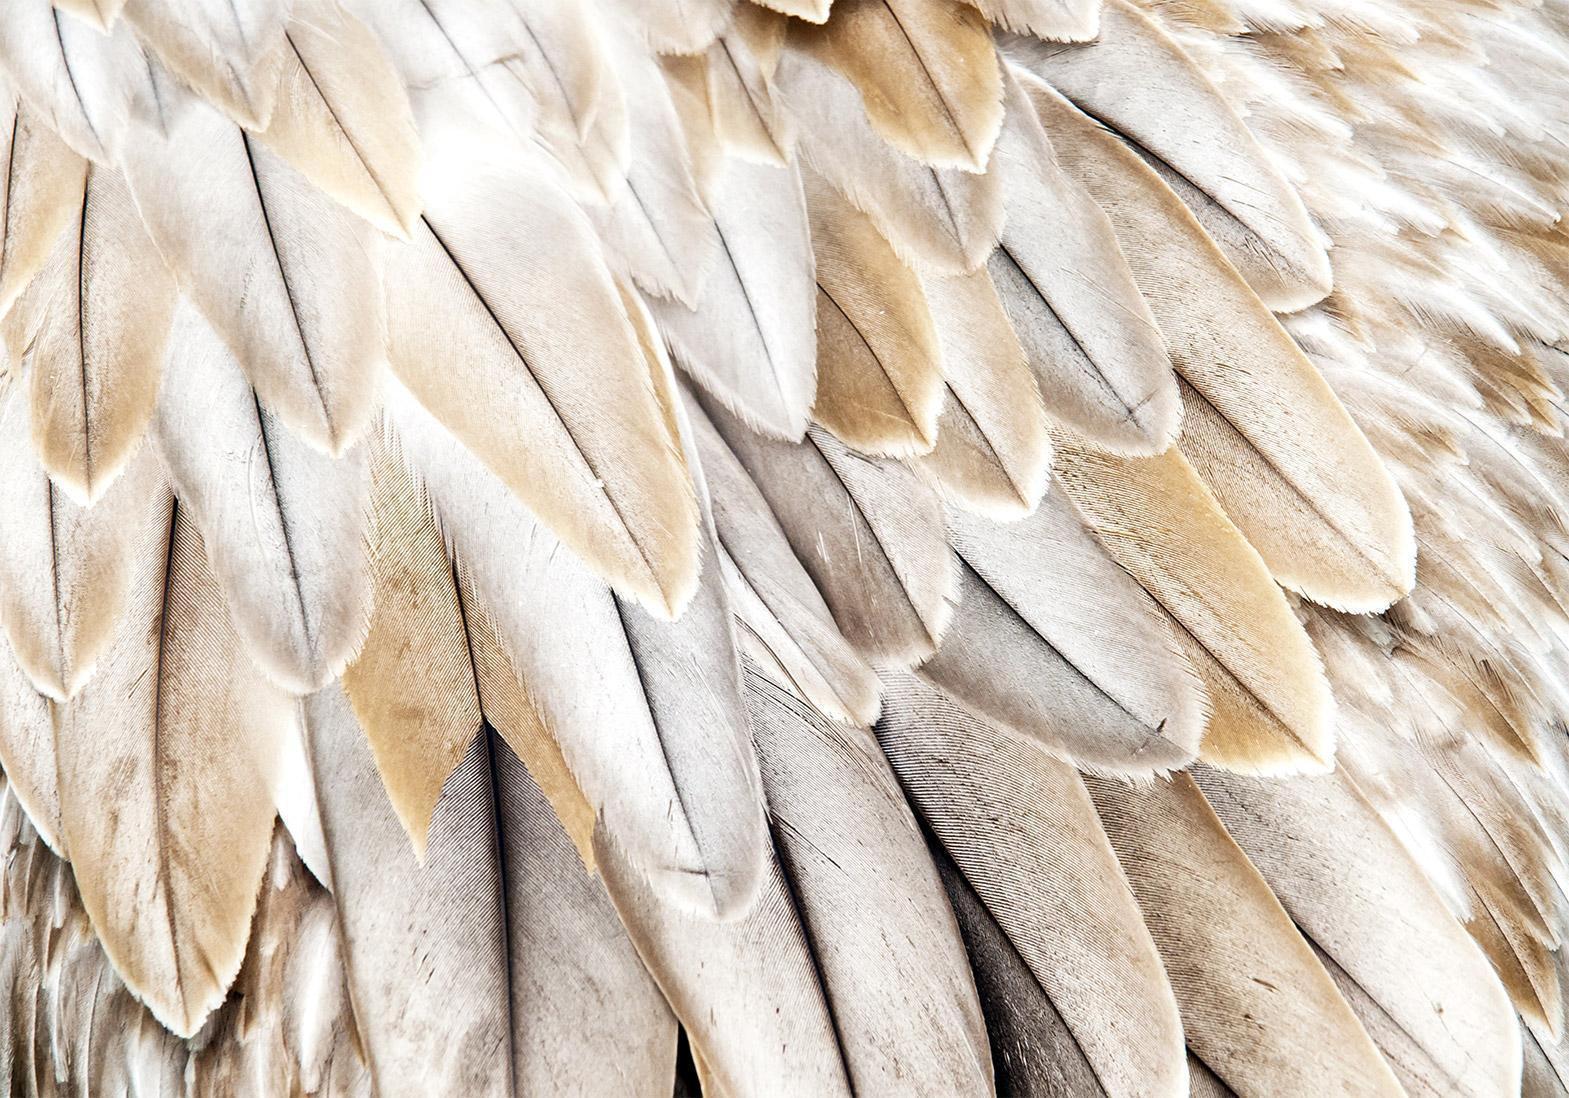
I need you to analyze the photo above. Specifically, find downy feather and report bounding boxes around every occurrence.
[0,389,160,701]
[919,266,1052,518]
[654,157,818,441]
[806,166,943,456]
[5,162,172,504]
[121,80,382,456]
[55,489,291,1037]
[778,46,1002,273]
[1002,0,1332,312]
[122,0,291,130]
[1087,773,1404,1097]
[1056,440,1336,774]
[259,0,422,238]
[385,138,700,618]
[989,71,1179,456]
[877,672,1189,1098]
[388,383,766,919]
[792,0,1004,172]
[919,490,1205,773]
[1030,76,1416,613]
[702,394,956,665]
[154,303,372,695]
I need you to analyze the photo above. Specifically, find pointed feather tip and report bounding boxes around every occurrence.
[1199,722,1336,777]
[1257,241,1334,315]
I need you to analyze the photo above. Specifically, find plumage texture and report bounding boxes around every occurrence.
[3,0,1569,1092]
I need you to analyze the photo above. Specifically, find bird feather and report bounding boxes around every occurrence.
[1056,440,1336,774]
[1003,0,1332,311]
[122,0,290,130]
[55,488,291,1037]
[919,266,1052,518]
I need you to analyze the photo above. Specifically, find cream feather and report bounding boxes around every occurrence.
[0,633,61,854]
[920,489,1205,773]
[793,0,1004,173]
[0,390,160,702]
[307,684,678,1097]
[55,489,291,1038]
[878,672,1189,1098]
[603,0,735,55]
[962,0,1098,40]
[386,139,700,618]
[122,0,290,130]
[654,157,818,441]
[5,162,171,505]
[121,81,382,456]
[919,266,1052,519]
[338,443,478,859]
[778,47,1002,273]
[259,0,422,238]
[704,395,957,665]
[588,22,720,307]
[1029,76,1416,614]
[388,383,767,920]
[1088,773,1404,1097]
[989,71,1180,456]
[52,0,128,31]
[154,303,372,695]
[0,100,85,321]
[1003,0,1332,312]
[703,8,796,166]
[687,394,880,726]
[806,167,942,456]
[1194,765,1524,1098]
[1056,440,1336,775]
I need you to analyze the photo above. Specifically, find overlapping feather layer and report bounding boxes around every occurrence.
[0,0,1563,1094]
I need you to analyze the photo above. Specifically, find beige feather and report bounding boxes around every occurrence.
[878,672,1189,1098]
[0,389,160,702]
[588,22,720,307]
[1003,0,1332,312]
[1088,773,1404,1097]
[919,266,1052,518]
[122,0,289,130]
[687,394,881,726]
[704,394,957,666]
[794,0,1003,172]
[921,489,1206,773]
[121,82,382,456]
[703,8,795,165]
[340,441,480,860]
[385,140,699,618]
[1195,766,1525,1098]
[0,632,61,854]
[990,70,1179,456]
[1055,440,1336,774]
[654,157,818,440]
[55,489,290,1037]
[259,0,422,238]
[1030,77,1416,613]
[754,0,831,19]
[962,0,1098,40]
[153,303,373,695]
[778,47,1002,273]
[4,162,171,505]
[806,167,943,456]
[0,100,85,321]
[51,0,127,30]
